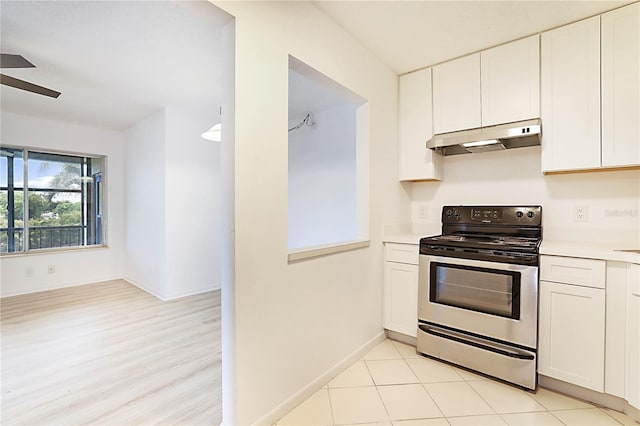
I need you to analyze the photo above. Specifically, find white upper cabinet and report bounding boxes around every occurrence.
[602,3,640,168]
[432,53,481,134]
[398,68,443,181]
[481,35,540,126]
[432,36,540,134]
[541,16,601,172]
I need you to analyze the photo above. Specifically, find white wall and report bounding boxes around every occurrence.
[411,146,640,246]
[165,106,222,298]
[0,112,125,297]
[124,107,222,300]
[123,109,168,297]
[214,2,406,424]
[288,104,357,249]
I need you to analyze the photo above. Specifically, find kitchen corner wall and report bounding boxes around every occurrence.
[214,2,405,424]
[411,146,640,246]
[124,106,221,300]
[0,112,125,297]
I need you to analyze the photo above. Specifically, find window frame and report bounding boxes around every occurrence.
[0,146,107,256]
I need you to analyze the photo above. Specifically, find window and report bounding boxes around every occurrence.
[0,148,105,254]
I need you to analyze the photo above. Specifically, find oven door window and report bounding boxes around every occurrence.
[429,262,521,320]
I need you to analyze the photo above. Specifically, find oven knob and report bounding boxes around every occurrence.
[446,209,452,217]
[516,211,524,218]
[527,211,535,218]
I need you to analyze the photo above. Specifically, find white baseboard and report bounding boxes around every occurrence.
[538,375,624,411]
[386,329,417,347]
[1,277,121,298]
[123,275,167,300]
[123,276,220,301]
[164,282,221,301]
[253,330,386,426]
[538,375,640,422]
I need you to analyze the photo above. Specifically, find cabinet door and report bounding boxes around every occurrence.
[602,3,640,167]
[605,262,627,398]
[399,68,443,181]
[538,280,605,392]
[432,53,481,134]
[384,261,418,338]
[481,35,540,126]
[626,264,640,410]
[541,16,601,172]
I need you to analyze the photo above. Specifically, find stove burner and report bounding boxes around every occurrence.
[420,205,542,265]
[438,235,466,242]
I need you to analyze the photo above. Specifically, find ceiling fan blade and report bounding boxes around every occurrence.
[0,73,61,98]
[0,54,35,69]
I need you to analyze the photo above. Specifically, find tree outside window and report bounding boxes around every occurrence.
[0,148,104,253]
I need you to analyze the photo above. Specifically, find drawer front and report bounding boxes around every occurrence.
[540,255,606,289]
[385,243,419,265]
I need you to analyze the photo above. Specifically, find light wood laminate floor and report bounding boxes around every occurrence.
[1,279,221,425]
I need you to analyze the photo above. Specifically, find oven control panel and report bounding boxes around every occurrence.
[442,205,542,225]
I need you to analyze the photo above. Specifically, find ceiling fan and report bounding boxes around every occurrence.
[0,53,61,98]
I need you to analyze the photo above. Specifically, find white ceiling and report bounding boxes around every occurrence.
[314,1,633,75]
[0,1,232,131]
[0,1,634,132]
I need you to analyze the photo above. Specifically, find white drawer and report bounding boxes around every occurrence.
[540,255,606,289]
[385,243,419,265]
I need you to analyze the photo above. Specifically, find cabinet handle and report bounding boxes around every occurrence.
[632,293,640,298]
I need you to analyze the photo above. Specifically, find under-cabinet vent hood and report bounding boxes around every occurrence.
[426,119,541,156]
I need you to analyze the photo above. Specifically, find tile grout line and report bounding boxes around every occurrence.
[363,356,393,424]
[324,386,336,426]
[287,339,637,426]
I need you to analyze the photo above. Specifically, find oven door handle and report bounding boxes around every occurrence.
[418,324,535,361]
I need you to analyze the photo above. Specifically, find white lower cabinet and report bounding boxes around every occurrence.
[538,280,605,391]
[605,262,628,398]
[383,243,419,338]
[538,255,606,392]
[626,263,640,410]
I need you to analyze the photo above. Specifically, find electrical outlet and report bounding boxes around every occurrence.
[25,267,34,277]
[48,265,56,274]
[574,205,589,223]
[417,203,428,220]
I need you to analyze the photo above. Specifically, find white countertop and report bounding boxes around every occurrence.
[540,240,640,264]
[382,234,640,264]
[382,233,424,245]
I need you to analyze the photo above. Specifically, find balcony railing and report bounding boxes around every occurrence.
[1,225,85,253]
[0,228,24,253]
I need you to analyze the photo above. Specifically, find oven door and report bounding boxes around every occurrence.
[418,254,538,349]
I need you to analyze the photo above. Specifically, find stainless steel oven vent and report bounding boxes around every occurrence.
[426,119,541,156]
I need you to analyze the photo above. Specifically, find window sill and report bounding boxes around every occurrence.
[288,239,370,263]
[0,244,109,258]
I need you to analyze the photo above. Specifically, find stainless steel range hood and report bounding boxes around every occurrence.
[426,119,541,156]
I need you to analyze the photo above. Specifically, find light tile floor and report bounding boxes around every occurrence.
[276,339,639,426]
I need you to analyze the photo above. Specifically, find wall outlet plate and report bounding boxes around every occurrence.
[574,205,589,223]
[417,203,428,220]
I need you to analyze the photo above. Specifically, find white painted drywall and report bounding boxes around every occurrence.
[220,18,236,424]
[288,104,358,249]
[164,106,222,298]
[123,109,168,298]
[124,107,222,300]
[213,2,406,424]
[0,111,125,297]
[411,146,640,247]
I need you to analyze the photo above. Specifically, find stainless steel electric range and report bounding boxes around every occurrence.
[417,205,542,390]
